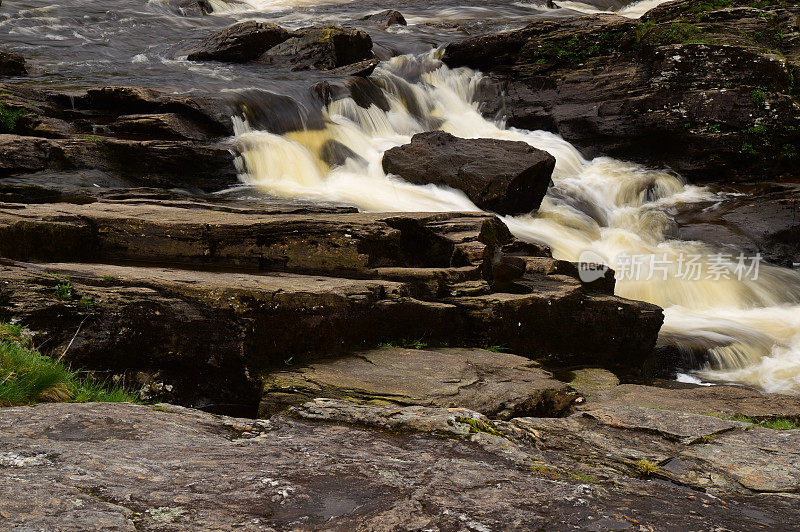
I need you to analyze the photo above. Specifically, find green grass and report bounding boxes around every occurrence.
[0,323,138,406]
[485,345,510,353]
[715,413,800,430]
[377,339,429,350]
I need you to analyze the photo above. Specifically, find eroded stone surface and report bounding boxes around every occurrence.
[1,401,799,531]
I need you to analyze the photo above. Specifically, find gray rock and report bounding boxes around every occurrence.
[360,10,407,29]
[186,21,294,62]
[260,25,374,71]
[1,402,799,530]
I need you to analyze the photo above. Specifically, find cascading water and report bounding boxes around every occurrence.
[233,52,800,394]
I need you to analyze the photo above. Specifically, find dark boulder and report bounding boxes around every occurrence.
[382,131,555,214]
[442,0,800,182]
[187,21,295,62]
[360,10,407,29]
[0,50,27,77]
[260,25,374,70]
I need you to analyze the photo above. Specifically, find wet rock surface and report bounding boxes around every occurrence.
[676,182,800,267]
[0,84,237,190]
[261,25,375,71]
[186,21,295,62]
[382,131,556,214]
[442,0,800,182]
[0,49,27,77]
[2,401,800,531]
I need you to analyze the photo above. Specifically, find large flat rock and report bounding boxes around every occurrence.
[260,347,577,418]
[580,381,800,421]
[1,401,799,530]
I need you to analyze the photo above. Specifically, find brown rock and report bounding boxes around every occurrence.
[0,49,27,77]
[359,10,407,29]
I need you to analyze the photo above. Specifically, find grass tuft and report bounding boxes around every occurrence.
[634,459,661,477]
[0,323,138,406]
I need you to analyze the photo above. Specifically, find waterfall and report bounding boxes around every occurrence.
[232,51,800,394]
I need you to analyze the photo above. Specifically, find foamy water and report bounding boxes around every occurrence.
[233,52,800,393]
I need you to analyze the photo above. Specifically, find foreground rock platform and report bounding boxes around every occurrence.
[2,401,799,531]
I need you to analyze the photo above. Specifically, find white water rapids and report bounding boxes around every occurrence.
[232,52,800,393]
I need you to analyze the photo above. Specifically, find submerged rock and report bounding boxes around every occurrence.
[260,25,374,70]
[0,50,27,77]
[442,0,800,182]
[360,9,408,29]
[186,21,295,62]
[382,131,556,214]
[171,0,214,16]
[260,347,577,418]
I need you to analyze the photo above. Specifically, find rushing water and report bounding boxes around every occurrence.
[234,52,800,394]
[3,0,800,392]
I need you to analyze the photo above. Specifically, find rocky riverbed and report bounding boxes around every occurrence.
[1,0,800,529]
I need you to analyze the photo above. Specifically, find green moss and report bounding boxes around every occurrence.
[780,144,798,160]
[0,101,30,132]
[455,416,506,437]
[485,345,510,353]
[81,135,105,143]
[750,88,768,106]
[527,30,627,66]
[377,339,429,350]
[741,142,758,155]
[530,464,563,479]
[688,0,733,13]
[707,123,721,132]
[712,413,800,429]
[570,472,600,483]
